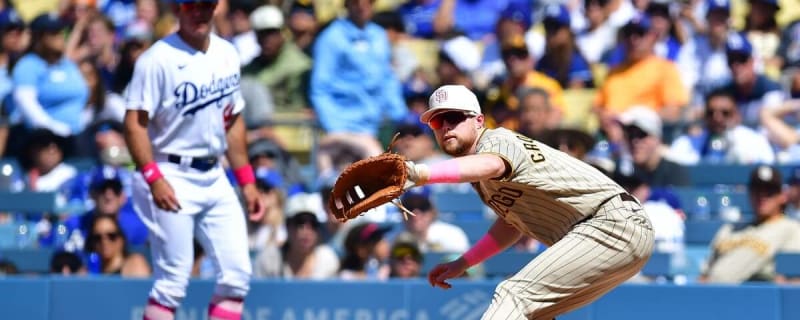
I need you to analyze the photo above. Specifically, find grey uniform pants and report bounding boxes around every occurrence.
[481,194,655,320]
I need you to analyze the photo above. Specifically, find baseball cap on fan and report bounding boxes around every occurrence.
[250,5,284,31]
[420,85,482,124]
[616,106,662,138]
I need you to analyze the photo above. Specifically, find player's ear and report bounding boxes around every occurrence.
[475,114,485,129]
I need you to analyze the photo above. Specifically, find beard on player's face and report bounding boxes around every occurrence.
[435,118,479,156]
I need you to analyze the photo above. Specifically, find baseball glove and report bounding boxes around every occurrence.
[327,135,416,222]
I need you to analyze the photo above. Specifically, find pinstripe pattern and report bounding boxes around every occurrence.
[471,129,655,319]
[474,128,625,246]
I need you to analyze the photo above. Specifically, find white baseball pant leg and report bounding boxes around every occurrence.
[134,164,251,308]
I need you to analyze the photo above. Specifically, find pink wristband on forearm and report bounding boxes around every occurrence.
[427,160,462,183]
[141,162,163,185]
[462,233,502,267]
[234,164,256,186]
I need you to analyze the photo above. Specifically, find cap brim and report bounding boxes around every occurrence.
[420,108,459,124]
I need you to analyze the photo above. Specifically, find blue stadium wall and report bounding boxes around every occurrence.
[1,278,799,320]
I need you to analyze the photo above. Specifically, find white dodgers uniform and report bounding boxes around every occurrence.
[126,33,251,307]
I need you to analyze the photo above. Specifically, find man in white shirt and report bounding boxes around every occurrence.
[390,187,470,253]
[669,88,775,165]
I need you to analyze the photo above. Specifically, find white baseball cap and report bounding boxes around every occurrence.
[285,192,328,223]
[440,36,481,73]
[617,106,662,138]
[250,5,284,31]
[420,85,482,124]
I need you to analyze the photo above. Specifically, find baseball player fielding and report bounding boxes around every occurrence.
[405,85,655,319]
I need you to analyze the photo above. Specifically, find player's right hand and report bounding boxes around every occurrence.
[427,257,469,290]
[150,179,181,212]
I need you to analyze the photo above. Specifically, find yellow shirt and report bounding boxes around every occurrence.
[594,55,688,115]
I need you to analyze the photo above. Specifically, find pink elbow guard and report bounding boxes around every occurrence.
[427,160,462,183]
[462,233,502,267]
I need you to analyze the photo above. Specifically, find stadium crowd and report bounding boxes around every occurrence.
[0,0,800,285]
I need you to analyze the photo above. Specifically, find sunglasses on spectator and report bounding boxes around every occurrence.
[726,53,750,66]
[624,125,649,140]
[429,111,475,130]
[90,231,120,243]
[502,48,529,59]
[178,1,216,11]
[621,26,647,38]
[705,108,733,118]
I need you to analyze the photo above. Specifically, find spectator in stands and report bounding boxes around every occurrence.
[84,215,150,277]
[253,196,339,279]
[339,222,392,280]
[516,87,557,141]
[78,58,126,133]
[540,128,597,161]
[65,13,119,89]
[435,35,480,90]
[21,129,77,192]
[744,0,782,79]
[670,88,775,165]
[247,138,305,195]
[287,0,317,56]
[483,34,564,131]
[63,165,148,250]
[10,13,89,157]
[394,123,448,166]
[391,187,470,254]
[0,258,17,274]
[536,4,594,89]
[242,5,311,114]
[50,250,86,275]
[310,0,408,181]
[247,168,286,252]
[677,0,733,113]
[432,0,509,42]
[615,107,690,187]
[594,13,688,144]
[372,11,419,83]
[0,8,26,157]
[475,3,531,88]
[225,0,259,67]
[577,0,617,64]
[700,165,800,284]
[646,2,686,63]
[389,240,423,279]
[777,17,800,75]
[110,35,150,95]
[719,32,784,128]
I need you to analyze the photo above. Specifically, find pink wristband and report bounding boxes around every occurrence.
[428,160,461,183]
[462,233,502,267]
[141,162,163,185]
[234,164,256,186]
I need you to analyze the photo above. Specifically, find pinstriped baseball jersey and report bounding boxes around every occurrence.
[473,127,625,246]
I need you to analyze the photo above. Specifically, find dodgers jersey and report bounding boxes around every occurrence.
[473,128,625,246]
[126,33,245,157]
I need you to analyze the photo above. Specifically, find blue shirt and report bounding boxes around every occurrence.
[452,0,509,41]
[11,54,89,133]
[397,0,441,39]
[310,18,407,135]
[63,202,149,247]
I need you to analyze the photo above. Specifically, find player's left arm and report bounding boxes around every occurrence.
[225,113,265,221]
[406,154,509,187]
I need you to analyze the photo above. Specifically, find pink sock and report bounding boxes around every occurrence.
[208,296,244,320]
[143,298,175,320]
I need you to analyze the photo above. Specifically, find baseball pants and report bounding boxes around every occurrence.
[133,161,251,308]
[482,195,655,320]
